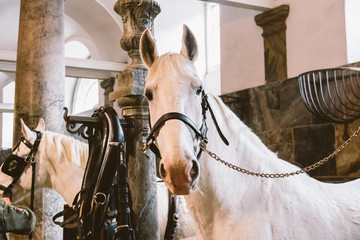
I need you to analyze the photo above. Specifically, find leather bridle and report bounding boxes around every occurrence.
[1,131,42,211]
[143,90,229,160]
[143,90,229,240]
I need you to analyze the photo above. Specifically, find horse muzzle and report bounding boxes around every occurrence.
[160,159,200,195]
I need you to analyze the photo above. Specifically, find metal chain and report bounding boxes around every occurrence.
[200,125,360,178]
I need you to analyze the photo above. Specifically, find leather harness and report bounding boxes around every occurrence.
[1,131,42,240]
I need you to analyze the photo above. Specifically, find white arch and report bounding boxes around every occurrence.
[64,0,128,62]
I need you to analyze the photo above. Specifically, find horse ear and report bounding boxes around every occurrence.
[180,25,198,62]
[20,119,34,141]
[140,28,158,68]
[35,118,45,132]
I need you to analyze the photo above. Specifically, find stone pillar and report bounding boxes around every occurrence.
[11,0,65,239]
[110,1,161,239]
[100,77,115,108]
[255,5,289,83]
[13,0,65,142]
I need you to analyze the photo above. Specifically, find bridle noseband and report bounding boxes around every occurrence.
[143,90,229,160]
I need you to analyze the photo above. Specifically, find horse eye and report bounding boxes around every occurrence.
[145,90,153,101]
[196,86,203,95]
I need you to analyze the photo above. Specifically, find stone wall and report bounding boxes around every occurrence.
[221,75,360,182]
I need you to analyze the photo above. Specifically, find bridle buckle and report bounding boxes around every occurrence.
[142,142,150,152]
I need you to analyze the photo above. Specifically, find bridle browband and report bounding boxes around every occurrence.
[1,131,42,209]
[143,90,229,160]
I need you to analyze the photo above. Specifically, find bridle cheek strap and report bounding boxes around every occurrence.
[202,93,229,146]
[144,91,230,160]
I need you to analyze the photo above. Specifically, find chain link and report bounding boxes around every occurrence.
[200,125,360,178]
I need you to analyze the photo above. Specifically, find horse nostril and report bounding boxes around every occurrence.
[160,162,166,178]
[190,160,199,180]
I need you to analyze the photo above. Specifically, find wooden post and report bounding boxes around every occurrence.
[110,1,161,239]
[255,5,289,83]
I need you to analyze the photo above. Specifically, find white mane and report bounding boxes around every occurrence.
[16,131,88,205]
[39,131,88,169]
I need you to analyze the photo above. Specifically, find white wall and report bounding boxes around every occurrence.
[219,0,351,94]
[345,0,360,64]
[285,0,347,77]
[64,0,127,63]
[220,5,265,94]
[0,0,20,52]
[155,0,207,83]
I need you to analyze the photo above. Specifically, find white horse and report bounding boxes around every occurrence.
[0,118,87,205]
[0,118,195,239]
[139,25,360,240]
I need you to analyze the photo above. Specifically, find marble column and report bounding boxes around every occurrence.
[255,5,289,83]
[14,0,65,142]
[11,0,65,239]
[110,1,161,239]
[100,77,115,108]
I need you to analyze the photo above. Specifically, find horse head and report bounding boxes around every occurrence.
[140,25,203,195]
[12,119,50,191]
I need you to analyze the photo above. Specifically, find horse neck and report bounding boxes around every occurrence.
[186,94,303,212]
[204,94,290,173]
[38,131,88,205]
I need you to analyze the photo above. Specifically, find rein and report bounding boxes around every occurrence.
[145,88,360,179]
[201,125,360,178]
[1,132,42,206]
[1,131,42,240]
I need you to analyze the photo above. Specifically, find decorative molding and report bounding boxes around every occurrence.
[199,0,272,11]
[0,103,14,113]
[0,51,127,80]
[114,0,160,70]
[111,1,161,239]
[255,5,290,37]
[100,77,115,107]
[63,107,101,140]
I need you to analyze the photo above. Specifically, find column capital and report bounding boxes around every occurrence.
[255,5,289,37]
[255,4,289,83]
[114,0,161,70]
[111,0,161,101]
[100,77,115,107]
[100,77,115,91]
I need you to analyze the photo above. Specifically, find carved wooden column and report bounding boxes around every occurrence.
[255,5,289,83]
[110,1,161,239]
[100,77,115,107]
